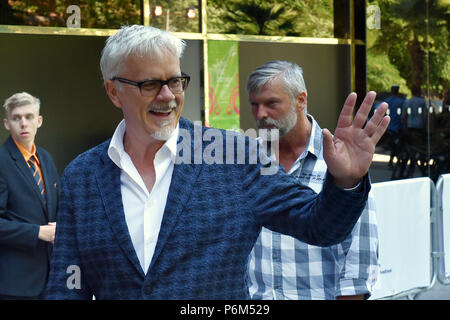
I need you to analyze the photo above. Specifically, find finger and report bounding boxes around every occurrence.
[353,91,377,129]
[365,102,388,137]
[371,116,391,145]
[336,92,357,129]
[322,128,335,161]
[372,102,389,124]
[363,118,377,138]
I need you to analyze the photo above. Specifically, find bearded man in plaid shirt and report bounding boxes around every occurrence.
[247,60,379,300]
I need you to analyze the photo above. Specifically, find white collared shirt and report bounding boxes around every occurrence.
[108,119,178,274]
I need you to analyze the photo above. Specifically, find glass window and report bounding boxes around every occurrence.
[367,0,450,182]
[1,0,142,28]
[206,0,334,37]
[149,0,200,33]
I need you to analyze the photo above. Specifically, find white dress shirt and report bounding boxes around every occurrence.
[107,119,178,274]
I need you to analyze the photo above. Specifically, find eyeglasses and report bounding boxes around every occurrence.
[112,73,190,97]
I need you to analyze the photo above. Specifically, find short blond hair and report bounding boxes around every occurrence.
[3,92,40,115]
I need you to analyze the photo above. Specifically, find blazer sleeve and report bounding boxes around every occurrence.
[0,171,40,251]
[244,152,371,247]
[45,172,92,299]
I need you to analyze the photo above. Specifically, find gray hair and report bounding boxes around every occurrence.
[246,60,308,104]
[100,25,186,83]
[3,92,40,115]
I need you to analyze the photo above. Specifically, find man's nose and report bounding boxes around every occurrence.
[254,105,268,120]
[155,84,176,102]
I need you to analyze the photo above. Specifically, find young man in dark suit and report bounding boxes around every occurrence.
[0,92,60,299]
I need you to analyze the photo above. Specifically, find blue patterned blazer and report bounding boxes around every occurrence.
[45,118,370,300]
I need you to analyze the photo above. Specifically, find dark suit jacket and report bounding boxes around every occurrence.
[0,136,60,297]
[45,118,370,299]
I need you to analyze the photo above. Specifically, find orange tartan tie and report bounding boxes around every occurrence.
[28,156,46,201]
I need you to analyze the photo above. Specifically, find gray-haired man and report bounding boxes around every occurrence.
[247,60,379,300]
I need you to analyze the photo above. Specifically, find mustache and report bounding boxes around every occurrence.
[256,118,279,129]
[147,101,177,113]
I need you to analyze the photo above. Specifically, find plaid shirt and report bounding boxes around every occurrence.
[248,115,379,300]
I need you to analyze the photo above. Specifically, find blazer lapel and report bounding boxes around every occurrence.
[97,148,145,279]
[5,137,47,213]
[37,150,53,220]
[148,120,202,273]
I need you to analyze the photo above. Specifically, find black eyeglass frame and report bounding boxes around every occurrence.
[111,72,190,96]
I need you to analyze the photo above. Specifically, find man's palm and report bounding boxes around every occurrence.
[323,91,390,188]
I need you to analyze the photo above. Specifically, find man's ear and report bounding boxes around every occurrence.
[296,91,307,112]
[37,115,43,128]
[105,80,123,109]
[3,118,10,131]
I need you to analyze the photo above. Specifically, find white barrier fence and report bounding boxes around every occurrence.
[436,174,450,285]
[370,178,432,299]
[369,174,450,300]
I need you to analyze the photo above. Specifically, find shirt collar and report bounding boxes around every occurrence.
[304,114,323,159]
[12,137,39,164]
[108,119,179,168]
[257,114,323,171]
[287,114,323,174]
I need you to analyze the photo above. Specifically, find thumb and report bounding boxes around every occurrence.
[322,128,335,162]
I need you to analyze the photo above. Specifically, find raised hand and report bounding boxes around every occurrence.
[322,91,390,189]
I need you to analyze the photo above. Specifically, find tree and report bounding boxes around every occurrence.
[5,0,142,28]
[148,0,200,33]
[368,0,450,95]
[207,0,333,37]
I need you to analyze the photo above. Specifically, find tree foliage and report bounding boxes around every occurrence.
[4,0,142,28]
[206,0,333,37]
[148,0,200,33]
[368,0,450,97]
[3,0,200,31]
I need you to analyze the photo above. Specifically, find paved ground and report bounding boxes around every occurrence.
[414,282,450,300]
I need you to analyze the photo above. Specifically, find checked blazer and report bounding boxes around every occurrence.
[0,136,60,297]
[45,118,370,300]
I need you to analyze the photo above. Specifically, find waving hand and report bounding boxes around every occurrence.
[322,91,390,188]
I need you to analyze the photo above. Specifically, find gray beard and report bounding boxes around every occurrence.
[151,120,175,141]
[149,101,177,141]
[256,109,297,141]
